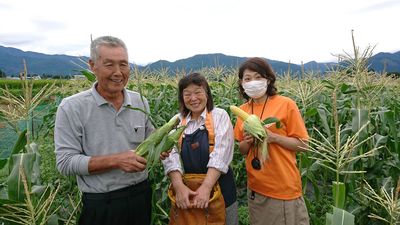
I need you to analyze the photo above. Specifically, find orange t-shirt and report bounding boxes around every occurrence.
[233,95,308,200]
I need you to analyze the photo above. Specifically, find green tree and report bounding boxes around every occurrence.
[0,69,5,78]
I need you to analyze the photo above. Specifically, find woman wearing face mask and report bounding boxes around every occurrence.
[233,57,310,225]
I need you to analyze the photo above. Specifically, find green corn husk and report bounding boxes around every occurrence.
[244,115,268,162]
[244,115,267,142]
[135,115,180,157]
[147,126,186,167]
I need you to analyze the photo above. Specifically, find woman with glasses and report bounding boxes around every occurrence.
[162,72,238,225]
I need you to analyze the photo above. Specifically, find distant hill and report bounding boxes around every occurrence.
[144,54,336,75]
[145,53,247,72]
[368,51,400,72]
[0,45,399,76]
[0,46,88,76]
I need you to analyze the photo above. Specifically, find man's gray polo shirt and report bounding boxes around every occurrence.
[55,84,154,193]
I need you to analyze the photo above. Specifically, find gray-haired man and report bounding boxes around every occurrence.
[55,36,154,225]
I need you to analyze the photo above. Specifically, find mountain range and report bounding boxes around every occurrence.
[1,45,399,77]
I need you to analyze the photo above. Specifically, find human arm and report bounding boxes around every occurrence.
[161,131,197,209]
[207,108,234,173]
[55,100,148,176]
[88,94,153,173]
[88,151,147,174]
[266,129,308,152]
[265,98,309,152]
[55,103,91,176]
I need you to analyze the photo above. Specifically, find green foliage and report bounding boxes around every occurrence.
[326,207,355,225]
[0,79,67,89]
[38,137,81,224]
[1,60,400,224]
[0,69,5,78]
[238,205,250,225]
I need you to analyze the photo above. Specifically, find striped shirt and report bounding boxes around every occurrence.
[162,107,234,175]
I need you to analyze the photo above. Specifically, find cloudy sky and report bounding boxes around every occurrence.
[0,0,399,65]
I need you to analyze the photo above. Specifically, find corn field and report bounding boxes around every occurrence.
[0,52,400,225]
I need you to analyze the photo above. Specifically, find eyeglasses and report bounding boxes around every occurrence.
[183,90,206,99]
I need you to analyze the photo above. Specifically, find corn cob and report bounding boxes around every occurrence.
[230,105,250,121]
[230,105,266,141]
[230,105,269,163]
[135,115,180,157]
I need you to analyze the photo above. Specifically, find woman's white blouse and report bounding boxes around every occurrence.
[162,107,234,175]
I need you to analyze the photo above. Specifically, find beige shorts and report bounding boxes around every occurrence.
[247,189,310,225]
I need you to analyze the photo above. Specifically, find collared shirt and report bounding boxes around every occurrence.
[55,83,154,193]
[162,107,234,175]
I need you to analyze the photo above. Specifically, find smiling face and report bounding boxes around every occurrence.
[89,45,130,99]
[182,84,208,119]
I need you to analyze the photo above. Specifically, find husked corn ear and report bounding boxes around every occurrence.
[230,105,250,121]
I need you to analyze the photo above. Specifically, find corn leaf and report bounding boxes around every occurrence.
[333,181,346,209]
[262,117,281,128]
[331,207,355,225]
[80,69,96,82]
[7,153,36,202]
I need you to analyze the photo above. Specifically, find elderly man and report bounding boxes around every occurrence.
[55,36,154,225]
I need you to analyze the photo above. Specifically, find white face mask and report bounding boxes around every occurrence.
[242,80,268,99]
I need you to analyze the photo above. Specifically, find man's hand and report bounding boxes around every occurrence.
[159,149,172,161]
[115,150,147,172]
[88,150,147,174]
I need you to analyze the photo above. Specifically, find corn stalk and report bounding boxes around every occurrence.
[285,78,324,114]
[0,60,56,147]
[0,165,61,225]
[306,82,380,212]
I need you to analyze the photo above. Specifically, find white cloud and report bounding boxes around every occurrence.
[0,0,399,65]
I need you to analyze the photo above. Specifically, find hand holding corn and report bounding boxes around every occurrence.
[230,105,280,166]
[116,151,147,172]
